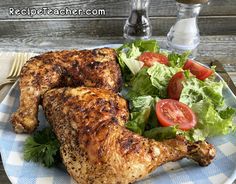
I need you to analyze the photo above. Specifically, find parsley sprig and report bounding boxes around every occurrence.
[23,127,60,168]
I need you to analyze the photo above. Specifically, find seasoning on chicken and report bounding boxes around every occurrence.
[11,48,122,133]
[42,87,216,184]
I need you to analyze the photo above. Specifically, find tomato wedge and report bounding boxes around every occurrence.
[168,71,185,100]
[183,60,213,80]
[156,99,197,131]
[138,52,168,67]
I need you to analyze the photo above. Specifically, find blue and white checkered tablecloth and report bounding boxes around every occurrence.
[0,61,236,184]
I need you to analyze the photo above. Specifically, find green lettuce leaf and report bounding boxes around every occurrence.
[117,43,143,81]
[119,51,143,75]
[176,128,206,142]
[126,43,142,58]
[129,95,159,129]
[168,51,190,68]
[147,63,180,98]
[178,76,235,141]
[127,63,179,99]
[180,77,224,107]
[116,40,160,82]
[117,54,133,83]
[204,78,224,107]
[191,100,236,138]
[132,39,159,52]
[143,126,177,141]
[219,107,236,119]
[117,39,159,53]
[125,107,151,135]
[126,68,158,99]
[130,95,157,111]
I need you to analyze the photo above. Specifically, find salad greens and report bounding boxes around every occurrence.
[179,77,224,107]
[119,44,143,75]
[117,39,236,142]
[168,52,190,68]
[116,40,159,83]
[191,100,236,138]
[144,126,178,141]
[126,108,151,135]
[117,39,159,53]
[126,63,180,99]
[126,68,158,98]
[147,63,180,98]
[126,95,159,134]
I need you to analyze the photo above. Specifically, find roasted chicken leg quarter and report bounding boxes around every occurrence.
[11,48,122,133]
[42,87,216,184]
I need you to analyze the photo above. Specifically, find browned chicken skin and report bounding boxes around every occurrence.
[11,48,122,133]
[42,87,216,184]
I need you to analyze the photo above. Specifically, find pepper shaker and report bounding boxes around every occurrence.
[166,0,209,58]
[123,0,152,40]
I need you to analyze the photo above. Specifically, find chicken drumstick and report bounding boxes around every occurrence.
[42,87,216,184]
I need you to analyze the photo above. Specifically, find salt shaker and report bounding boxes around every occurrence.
[123,0,152,40]
[167,0,209,58]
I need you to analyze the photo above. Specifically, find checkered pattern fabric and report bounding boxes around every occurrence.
[0,75,235,184]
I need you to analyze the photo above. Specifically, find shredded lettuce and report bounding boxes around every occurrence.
[168,51,190,68]
[117,43,143,82]
[126,68,158,99]
[127,63,179,98]
[133,39,159,53]
[143,126,178,141]
[130,95,157,111]
[147,63,180,98]
[117,40,159,82]
[126,96,159,134]
[126,108,151,135]
[117,55,133,83]
[118,39,159,53]
[191,100,236,139]
[219,107,236,119]
[180,77,224,107]
[119,51,143,75]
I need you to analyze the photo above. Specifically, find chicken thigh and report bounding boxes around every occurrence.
[11,48,122,133]
[42,87,216,184]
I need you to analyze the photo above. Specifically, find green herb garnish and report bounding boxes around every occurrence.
[23,127,60,168]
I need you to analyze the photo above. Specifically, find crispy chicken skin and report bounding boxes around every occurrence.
[42,87,216,184]
[11,48,122,133]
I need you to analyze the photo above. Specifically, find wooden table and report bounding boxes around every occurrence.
[0,35,235,183]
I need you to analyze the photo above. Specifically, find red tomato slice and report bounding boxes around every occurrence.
[138,52,168,67]
[156,99,197,131]
[183,60,213,80]
[168,72,185,100]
